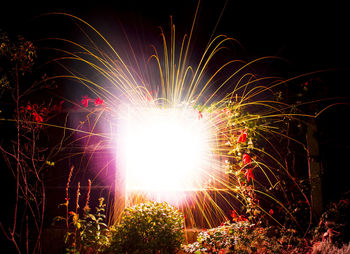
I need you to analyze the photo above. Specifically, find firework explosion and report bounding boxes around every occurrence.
[44,10,314,229]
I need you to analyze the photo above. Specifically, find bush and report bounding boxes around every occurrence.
[312,240,350,254]
[182,221,282,254]
[182,221,313,254]
[107,201,184,254]
[314,198,350,245]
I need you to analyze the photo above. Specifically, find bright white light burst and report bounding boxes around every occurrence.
[120,105,214,197]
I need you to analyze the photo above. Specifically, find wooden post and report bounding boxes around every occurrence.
[306,118,323,219]
[113,165,126,224]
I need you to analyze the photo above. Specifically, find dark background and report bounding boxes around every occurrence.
[3,0,348,202]
[1,0,350,252]
[2,0,350,72]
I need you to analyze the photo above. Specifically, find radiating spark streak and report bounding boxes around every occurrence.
[42,11,322,229]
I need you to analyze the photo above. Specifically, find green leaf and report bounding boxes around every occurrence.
[58,202,68,208]
[52,216,65,222]
[87,214,96,221]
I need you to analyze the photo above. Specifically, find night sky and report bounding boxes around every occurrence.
[1,0,350,241]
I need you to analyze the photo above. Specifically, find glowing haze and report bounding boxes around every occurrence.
[119,104,214,200]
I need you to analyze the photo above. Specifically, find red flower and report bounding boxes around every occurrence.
[68,211,76,216]
[51,100,64,112]
[20,103,47,123]
[32,111,43,123]
[145,90,156,102]
[40,107,49,115]
[242,153,252,165]
[339,199,350,207]
[223,107,231,116]
[81,95,92,107]
[240,215,248,222]
[94,97,104,106]
[323,228,340,242]
[198,110,203,120]
[231,210,239,220]
[237,130,247,143]
[231,210,248,222]
[245,168,254,182]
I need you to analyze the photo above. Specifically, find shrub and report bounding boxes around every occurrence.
[312,240,350,254]
[314,198,350,245]
[182,221,313,254]
[107,201,184,254]
[182,221,283,254]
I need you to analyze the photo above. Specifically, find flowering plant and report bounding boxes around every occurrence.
[182,220,315,254]
[182,221,282,254]
[54,169,112,254]
[62,198,112,254]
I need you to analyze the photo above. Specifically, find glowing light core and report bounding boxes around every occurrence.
[121,105,213,195]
